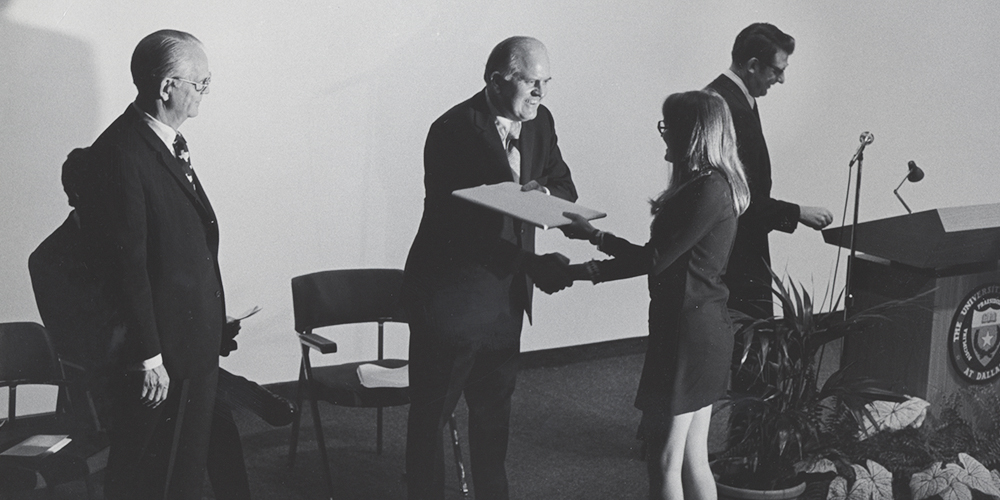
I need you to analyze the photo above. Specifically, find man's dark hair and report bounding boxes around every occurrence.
[731,23,794,68]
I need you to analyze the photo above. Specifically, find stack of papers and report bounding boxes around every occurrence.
[357,364,409,388]
[0,434,72,458]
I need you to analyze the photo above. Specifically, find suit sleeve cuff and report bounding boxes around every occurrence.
[773,202,800,234]
[130,353,163,371]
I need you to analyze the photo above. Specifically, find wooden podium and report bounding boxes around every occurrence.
[823,203,1000,408]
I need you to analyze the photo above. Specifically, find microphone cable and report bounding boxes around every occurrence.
[826,156,857,312]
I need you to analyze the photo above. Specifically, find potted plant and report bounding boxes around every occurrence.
[712,270,910,497]
[814,386,1000,500]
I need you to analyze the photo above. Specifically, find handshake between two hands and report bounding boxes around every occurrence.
[526,252,575,294]
[525,212,599,295]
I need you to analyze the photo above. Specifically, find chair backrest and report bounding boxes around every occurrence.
[1,322,66,423]
[291,269,407,333]
[0,322,63,388]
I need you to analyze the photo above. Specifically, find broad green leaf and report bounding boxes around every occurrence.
[941,464,973,500]
[867,461,894,500]
[958,454,1000,497]
[801,458,838,475]
[861,396,929,435]
[828,477,848,500]
[944,463,966,481]
[940,482,973,500]
[852,460,893,500]
[850,464,874,500]
[911,462,950,500]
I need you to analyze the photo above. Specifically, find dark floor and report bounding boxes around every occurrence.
[239,353,656,499]
[5,349,739,499]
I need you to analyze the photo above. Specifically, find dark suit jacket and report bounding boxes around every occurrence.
[402,90,576,344]
[85,105,225,379]
[29,210,124,372]
[707,75,799,315]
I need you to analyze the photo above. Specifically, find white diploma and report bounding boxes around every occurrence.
[453,182,606,230]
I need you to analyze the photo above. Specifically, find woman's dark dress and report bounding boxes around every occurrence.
[593,169,737,424]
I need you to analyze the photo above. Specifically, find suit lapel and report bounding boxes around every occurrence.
[471,92,519,183]
[711,75,753,115]
[711,75,762,131]
[127,109,216,226]
[190,172,218,225]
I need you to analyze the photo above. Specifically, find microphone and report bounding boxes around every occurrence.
[894,160,924,214]
[849,131,874,167]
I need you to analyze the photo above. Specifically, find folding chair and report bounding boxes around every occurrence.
[0,322,108,498]
[287,269,468,498]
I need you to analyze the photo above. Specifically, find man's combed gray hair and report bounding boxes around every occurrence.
[130,29,202,95]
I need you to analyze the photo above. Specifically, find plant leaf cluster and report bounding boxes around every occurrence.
[825,453,1000,500]
[716,269,909,490]
[832,387,1000,499]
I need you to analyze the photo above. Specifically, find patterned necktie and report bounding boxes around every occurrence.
[172,133,196,190]
[506,122,521,184]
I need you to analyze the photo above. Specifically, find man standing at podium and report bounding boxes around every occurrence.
[402,36,576,500]
[707,23,834,319]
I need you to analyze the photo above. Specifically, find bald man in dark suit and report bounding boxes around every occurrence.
[402,36,576,500]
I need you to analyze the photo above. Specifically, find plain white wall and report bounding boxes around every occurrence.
[2,0,999,385]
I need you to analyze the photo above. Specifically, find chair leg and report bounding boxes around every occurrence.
[162,380,191,499]
[84,390,102,431]
[448,413,469,498]
[299,350,335,500]
[309,392,336,500]
[85,473,97,500]
[376,406,384,455]
[288,355,307,467]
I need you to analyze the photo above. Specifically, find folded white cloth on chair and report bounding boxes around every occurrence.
[357,363,409,388]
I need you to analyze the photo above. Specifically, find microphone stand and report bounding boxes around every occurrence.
[844,150,863,320]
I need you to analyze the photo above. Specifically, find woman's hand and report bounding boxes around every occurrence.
[560,212,597,240]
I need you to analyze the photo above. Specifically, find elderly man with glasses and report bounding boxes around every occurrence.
[75,29,224,499]
[402,36,576,500]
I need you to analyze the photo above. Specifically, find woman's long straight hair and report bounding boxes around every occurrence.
[651,89,750,216]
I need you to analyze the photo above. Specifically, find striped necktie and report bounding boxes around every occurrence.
[506,122,521,184]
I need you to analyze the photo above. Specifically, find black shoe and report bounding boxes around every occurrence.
[218,368,297,427]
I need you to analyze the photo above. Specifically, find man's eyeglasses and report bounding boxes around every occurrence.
[173,75,211,94]
[767,63,786,79]
[657,120,668,136]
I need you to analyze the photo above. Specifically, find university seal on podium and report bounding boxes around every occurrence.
[949,283,1000,383]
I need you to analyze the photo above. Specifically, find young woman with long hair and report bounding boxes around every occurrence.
[561,89,748,499]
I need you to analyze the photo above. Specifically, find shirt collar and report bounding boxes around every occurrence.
[483,88,520,142]
[132,101,179,156]
[723,69,755,109]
